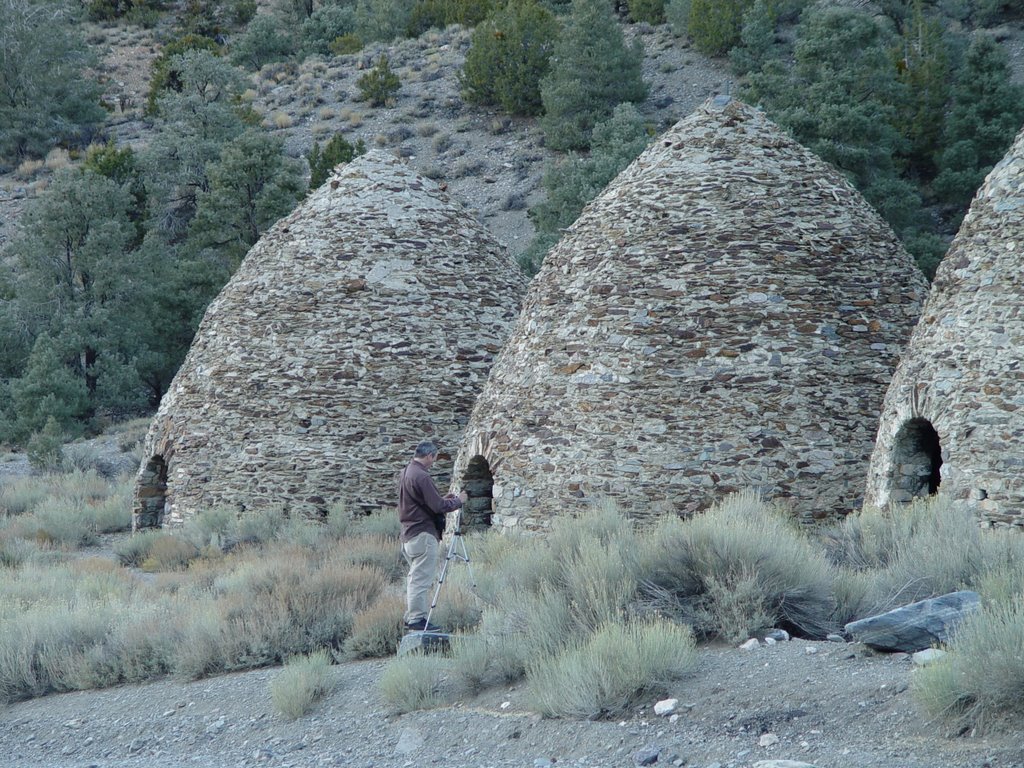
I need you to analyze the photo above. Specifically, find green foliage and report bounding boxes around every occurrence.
[340,595,404,659]
[407,0,496,36]
[913,597,1024,731]
[827,496,990,625]
[628,0,665,23]
[0,0,106,164]
[539,0,647,151]
[729,0,777,75]
[933,32,1024,209]
[354,0,416,42]
[6,336,90,442]
[25,417,66,472]
[356,55,401,106]
[894,1,952,177]
[637,491,836,640]
[329,33,365,54]
[186,129,306,268]
[145,34,222,116]
[308,133,367,189]
[687,0,753,56]
[86,0,164,21]
[270,650,335,719]
[300,4,357,56]
[526,619,696,718]
[665,0,690,36]
[524,103,649,273]
[229,13,296,70]
[378,653,450,713]
[460,0,559,117]
[83,142,148,241]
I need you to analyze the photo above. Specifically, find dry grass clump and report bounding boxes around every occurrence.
[378,652,451,714]
[113,528,165,567]
[141,534,199,571]
[913,597,1024,732]
[15,158,44,179]
[827,495,990,624]
[341,594,404,660]
[637,490,836,642]
[527,619,696,719]
[270,650,335,720]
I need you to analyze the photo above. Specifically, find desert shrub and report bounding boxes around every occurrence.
[114,529,164,567]
[336,534,404,580]
[141,534,200,571]
[539,0,647,151]
[687,0,752,55]
[827,496,986,624]
[183,507,237,549]
[145,34,222,116]
[230,14,296,70]
[0,477,51,516]
[341,594,404,659]
[447,632,491,693]
[629,0,664,23]
[378,652,450,713]
[75,599,179,687]
[83,483,132,534]
[406,0,495,35]
[356,55,400,106]
[300,4,357,55]
[231,506,285,546]
[308,133,367,189]
[0,601,118,703]
[270,649,335,719]
[527,619,696,718]
[428,573,482,633]
[14,498,97,549]
[637,491,836,640]
[913,597,1024,731]
[349,508,401,538]
[460,0,559,116]
[330,33,364,54]
[26,417,65,471]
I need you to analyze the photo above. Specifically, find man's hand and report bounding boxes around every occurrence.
[459,490,469,503]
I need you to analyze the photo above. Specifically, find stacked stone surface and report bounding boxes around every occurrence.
[133,150,527,528]
[452,97,928,530]
[865,123,1024,525]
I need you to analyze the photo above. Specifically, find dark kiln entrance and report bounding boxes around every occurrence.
[460,455,494,530]
[889,418,942,502]
[136,455,168,529]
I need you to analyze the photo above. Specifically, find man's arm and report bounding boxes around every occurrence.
[415,472,463,515]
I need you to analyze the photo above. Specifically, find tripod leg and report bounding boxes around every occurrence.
[425,532,460,627]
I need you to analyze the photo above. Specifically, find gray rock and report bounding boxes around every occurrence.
[634,745,660,765]
[397,631,449,656]
[752,762,821,768]
[394,727,423,755]
[844,591,980,652]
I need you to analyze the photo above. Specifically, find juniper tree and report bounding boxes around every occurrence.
[539,0,647,152]
[933,32,1024,210]
[0,0,105,163]
[460,0,560,117]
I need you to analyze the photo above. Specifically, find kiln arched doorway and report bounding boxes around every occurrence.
[460,454,494,531]
[135,455,168,529]
[889,418,942,502]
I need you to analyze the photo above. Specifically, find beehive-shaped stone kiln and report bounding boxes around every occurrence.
[452,96,928,531]
[134,150,527,528]
[865,124,1024,526]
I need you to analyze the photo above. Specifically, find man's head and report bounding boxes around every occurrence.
[413,440,439,467]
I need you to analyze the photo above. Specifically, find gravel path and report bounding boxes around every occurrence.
[3,638,1023,768]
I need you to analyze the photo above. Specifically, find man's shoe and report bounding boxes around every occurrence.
[404,619,443,633]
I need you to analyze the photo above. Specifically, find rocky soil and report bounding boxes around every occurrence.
[3,633,1024,768]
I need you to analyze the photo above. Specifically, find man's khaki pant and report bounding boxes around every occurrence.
[402,531,439,624]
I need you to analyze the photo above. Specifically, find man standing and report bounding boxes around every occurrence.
[398,441,467,632]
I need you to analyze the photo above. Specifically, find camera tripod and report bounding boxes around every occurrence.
[424,505,475,630]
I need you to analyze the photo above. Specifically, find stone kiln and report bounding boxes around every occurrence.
[452,96,928,531]
[133,151,527,529]
[865,124,1024,525]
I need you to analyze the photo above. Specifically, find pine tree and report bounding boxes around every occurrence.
[539,0,647,152]
[460,0,560,117]
[933,32,1024,209]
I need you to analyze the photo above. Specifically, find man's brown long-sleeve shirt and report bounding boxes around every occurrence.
[398,459,463,543]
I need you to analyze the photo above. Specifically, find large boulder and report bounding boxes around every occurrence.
[844,591,981,652]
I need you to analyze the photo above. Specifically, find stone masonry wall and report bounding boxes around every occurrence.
[865,123,1024,526]
[133,151,527,528]
[453,97,928,532]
